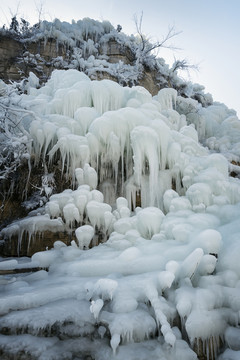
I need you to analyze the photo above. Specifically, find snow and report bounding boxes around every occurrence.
[0,259,18,270]
[219,349,240,360]
[225,327,240,350]
[1,49,240,360]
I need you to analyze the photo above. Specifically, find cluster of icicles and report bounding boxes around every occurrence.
[1,69,240,360]
[1,174,240,360]
[25,70,240,210]
[2,69,240,251]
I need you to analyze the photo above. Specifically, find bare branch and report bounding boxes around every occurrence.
[158,26,182,48]
[133,13,182,62]
[133,12,146,51]
[35,0,45,24]
[8,1,21,18]
[0,4,11,26]
[145,26,182,56]
[170,57,199,80]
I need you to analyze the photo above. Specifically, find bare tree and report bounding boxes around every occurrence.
[8,1,21,19]
[133,12,181,58]
[8,1,21,33]
[35,0,45,25]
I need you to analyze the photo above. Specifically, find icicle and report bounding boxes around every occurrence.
[131,126,160,206]
[48,134,90,180]
[150,119,171,170]
[45,201,60,219]
[146,284,176,347]
[75,225,94,249]
[83,163,98,190]
[90,299,104,319]
[74,107,98,135]
[156,88,177,110]
[86,200,112,230]
[110,333,120,354]
[63,203,80,228]
[136,207,164,239]
[42,122,57,159]
[93,278,118,301]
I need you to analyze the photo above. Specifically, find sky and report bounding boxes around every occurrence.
[0,0,239,117]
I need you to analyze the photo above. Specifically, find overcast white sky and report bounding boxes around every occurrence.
[1,0,239,116]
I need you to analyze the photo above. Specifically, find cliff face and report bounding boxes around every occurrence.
[0,33,161,256]
[0,34,160,94]
[0,26,216,256]
[0,35,74,82]
[0,35,22,81]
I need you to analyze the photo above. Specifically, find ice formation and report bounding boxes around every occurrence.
[0,66,240,360]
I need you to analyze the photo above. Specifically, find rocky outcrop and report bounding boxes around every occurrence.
[99,39,133,64]
[0,230,71,257]
[0,35,22,81]
[0,34,159,93]
[139,69,160,96]
[0,35,72,81]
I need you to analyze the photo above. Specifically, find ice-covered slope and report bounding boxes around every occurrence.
[0,67,240,359]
